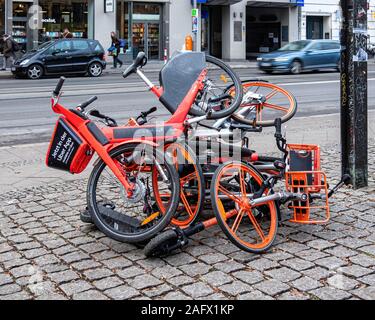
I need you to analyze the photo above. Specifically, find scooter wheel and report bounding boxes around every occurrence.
[143,229,179,258]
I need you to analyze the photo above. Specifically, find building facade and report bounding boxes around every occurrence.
[1,0,375,60]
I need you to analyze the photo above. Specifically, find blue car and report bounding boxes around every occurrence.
[257,40,341,74]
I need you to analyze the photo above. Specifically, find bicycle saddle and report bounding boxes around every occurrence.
[123,52,148,79]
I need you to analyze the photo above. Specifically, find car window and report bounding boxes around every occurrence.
[309,42,323,50]
[279,41,310,51]
[89,40,103,53]
[50,41,72,54]
[321,42,341,50]
[72,40,90,51]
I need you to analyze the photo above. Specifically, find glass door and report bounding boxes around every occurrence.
[132,22,146,58]
[132,22,160,60]
[147,22,160,60]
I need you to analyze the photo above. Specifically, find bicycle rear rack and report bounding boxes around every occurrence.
[285,144,329,224]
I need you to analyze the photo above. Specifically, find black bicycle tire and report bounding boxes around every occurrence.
[87,143,180,243]
[143,229,179,257]
[189,55,243,119]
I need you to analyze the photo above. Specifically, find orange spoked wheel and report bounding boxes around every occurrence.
[228,80,297,127]
[211,161,278,253]
[152,142,204,228]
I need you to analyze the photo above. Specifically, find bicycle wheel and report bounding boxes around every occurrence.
[152,142,204,229]
[211,161,278,253]
[189,55,243,119]
[229,80,297,127]
[87,143,180,243]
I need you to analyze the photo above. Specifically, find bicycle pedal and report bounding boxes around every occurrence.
[80,208,93,224]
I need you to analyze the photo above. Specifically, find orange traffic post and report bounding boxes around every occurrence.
[185,35,193,51]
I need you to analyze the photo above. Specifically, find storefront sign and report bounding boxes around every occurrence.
[192,9,199,18]
[104,0,114,13]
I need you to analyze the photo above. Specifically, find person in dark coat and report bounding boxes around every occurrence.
[1,34,15,71]
[61,28,73,39]
[110,31,123,69]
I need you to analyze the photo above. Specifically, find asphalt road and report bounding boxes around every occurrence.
[0,65,375,146]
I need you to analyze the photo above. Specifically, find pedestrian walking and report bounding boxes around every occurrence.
[109,31,123,69]
[61,28,73,39]
[1,34,17,71]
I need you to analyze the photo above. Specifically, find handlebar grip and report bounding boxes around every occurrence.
[143,106,157,117]
[79,96,98,110]
[53,76,66,96]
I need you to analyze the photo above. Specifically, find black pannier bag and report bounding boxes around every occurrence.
[46,117,93,174]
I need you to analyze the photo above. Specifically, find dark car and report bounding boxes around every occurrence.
[12,39,106,79]
[257,40,341,74]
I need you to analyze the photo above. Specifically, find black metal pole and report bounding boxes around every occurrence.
[340,0,368,189]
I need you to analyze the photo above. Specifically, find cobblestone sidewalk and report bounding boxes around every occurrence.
[0,144,374,300]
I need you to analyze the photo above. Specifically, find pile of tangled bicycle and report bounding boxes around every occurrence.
[46,51,350,257]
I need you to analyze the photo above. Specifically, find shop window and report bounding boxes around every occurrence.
[39,0,88,42]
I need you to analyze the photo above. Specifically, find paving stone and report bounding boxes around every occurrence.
[247,258,279,271]
[0,273,13,287]
[117,266,146,279]
[151,265,183,279]
[302,267,333,280]
[167,275,195,287]
[137,258,166,271]
[49,270,80,284]
[0,251,22,262]
[359,245,375,256]
[28,281,58,296]
[93,276,124,291]
[327,274,360,291]
[264,267,302,283]
[71,260,102,271]
[181,282,214,298]
[101,257,133,270]
[336,237,371,249]
[179,262,212,277]
[9,264,34,278]
[238,290,274,300]
[143,284,173,298]
[35,293,67,300]
[0,291,32,300]
[324,246,358,258]
[61,251,90,264]
[315,256,347,270]
[79,243,110,254]
[358,274,375,286]
[296,249,329,261]
[254,279,290,296]
[280,258,315,271]
[60,280,93,296]
[307,239,336,250]
[198,293,227,300]
[338,265,373,277]
[277,290,310,300]
[198,252,228,264]
[232,270,264,285]
[229,251,259,263]
[23,248,49,259]
[266,251,293,262]
[33,254,60,267]
[219,281,252,296]
[0,283,22,296]
[309,287,352,300]
[128,274,162,290]
[352,286,375,300]
[290,276,322,292]
[73,290,109,300]
[213,261,246,273]
[349,254,375,267]
[201,271,233,287]
[104,285,140,300]
[162,291,192,300]
[277,242,309,254]
[164,253,196,267]
[84,268,114,281]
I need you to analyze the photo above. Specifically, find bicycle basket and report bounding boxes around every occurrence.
[285,144,329,224]
[46,117,93,174]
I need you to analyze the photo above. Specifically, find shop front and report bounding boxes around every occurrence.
[116,1,164,60]
[8,0,91,51]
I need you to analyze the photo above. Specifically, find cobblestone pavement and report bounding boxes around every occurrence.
[0,144,374,300]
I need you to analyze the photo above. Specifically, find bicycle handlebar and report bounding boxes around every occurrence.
[78,96,98,111]
[53,76,66,96]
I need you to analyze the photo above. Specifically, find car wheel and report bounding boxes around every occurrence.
[290,60,302,74]
[88,62,103,77]
[27,64,43,80]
